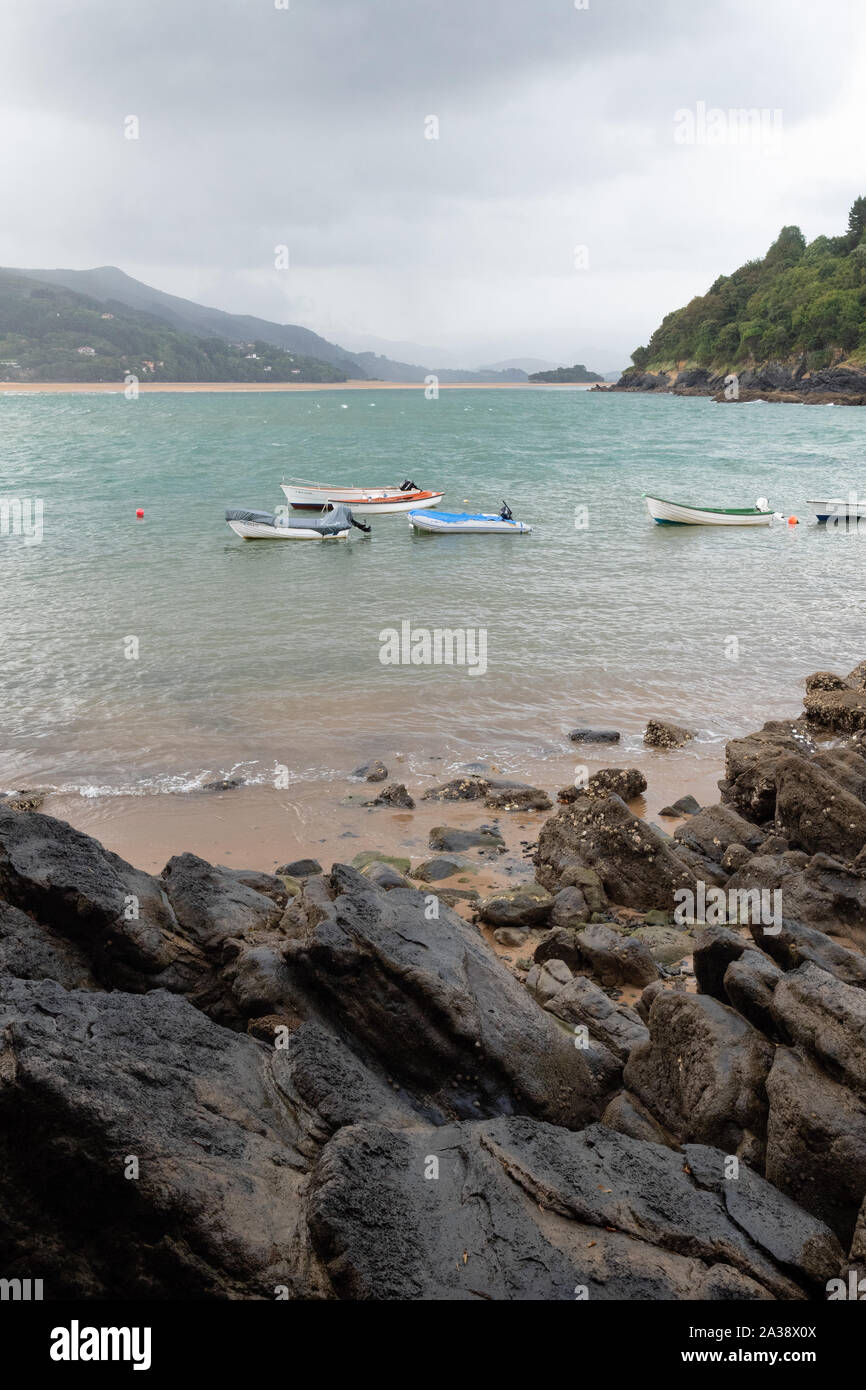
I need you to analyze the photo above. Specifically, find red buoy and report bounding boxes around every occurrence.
[136,508,144,519]
[787,515,798,526]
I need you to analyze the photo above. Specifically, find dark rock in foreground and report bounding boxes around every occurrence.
[765,1045,866,1245]
[542,973,649,1061]
[5,659,866,1299]
[659,794,701,817]
[429,825,504,853]
[0,979,327,1298]
[411,856,469,881]
[673,803,764,864]
[721,720,813,822]
[309,1118,816,1300]
[0,899,99,991]
[0,809,233,1017]
[625,991,774,1166]
[278,858,323,878]
[283,865,605,1130]
[478,883,553,929]
[773,754,866,860]
[163,851,284,949]
[571,922,658,987]
[535,793,697,909]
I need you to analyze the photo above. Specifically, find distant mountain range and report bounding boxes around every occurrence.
[348,350,526,384]
[5,266,540,384]
[478,357,562,374]
[0,269,347,384]
[0,263,605,386]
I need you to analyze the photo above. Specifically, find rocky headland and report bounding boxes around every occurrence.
[605,359,866,406]
[607,200,866,407]
[3,664,866,1299]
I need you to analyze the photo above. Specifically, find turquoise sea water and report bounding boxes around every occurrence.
[1,385,865,795]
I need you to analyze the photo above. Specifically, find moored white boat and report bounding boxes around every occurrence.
[807,497,866,522]
[227,518,349,540]
[282,478,444,515]
[225,503,367,541]
[408,506,531,535]
[643,494,777,526]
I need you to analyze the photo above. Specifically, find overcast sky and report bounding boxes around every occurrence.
[1,0,865,369]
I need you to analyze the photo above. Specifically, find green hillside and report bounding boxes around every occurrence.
[0,270,347,382]
[16,266,362,374]
[628,197,866,374]
[13,266,539,384]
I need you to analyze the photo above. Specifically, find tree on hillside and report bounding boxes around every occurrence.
[764,225,806,268]
[847,196,866,246]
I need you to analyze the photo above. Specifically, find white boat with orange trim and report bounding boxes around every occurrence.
[281,477,444,515]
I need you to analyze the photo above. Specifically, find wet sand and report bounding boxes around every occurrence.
[42,748,723,879]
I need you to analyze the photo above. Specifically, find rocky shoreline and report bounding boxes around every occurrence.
[3,665,866,1300]
[604,360,866,406]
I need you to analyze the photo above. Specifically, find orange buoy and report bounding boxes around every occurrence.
[787,515,798,526]
[136,508,144,518]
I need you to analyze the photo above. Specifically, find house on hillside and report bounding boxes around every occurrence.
[76,345,96,356]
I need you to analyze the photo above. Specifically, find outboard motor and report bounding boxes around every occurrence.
[326,502,371,534]
[399,479,419,492]
[499,500,513,521]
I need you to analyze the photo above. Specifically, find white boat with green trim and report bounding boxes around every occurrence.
[644,494,777,526]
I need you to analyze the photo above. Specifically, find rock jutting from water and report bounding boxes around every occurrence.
[2,661,866,1299]
[608,362,866,407]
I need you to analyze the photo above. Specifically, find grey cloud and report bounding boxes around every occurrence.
[0,0,864,364]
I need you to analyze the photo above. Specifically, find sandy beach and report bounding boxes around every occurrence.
[0,378,540,394]
[39,749,720,981]
[41,747,723,876]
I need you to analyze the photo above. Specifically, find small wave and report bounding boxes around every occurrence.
[31,759,351,800]
[61,764,267,797]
